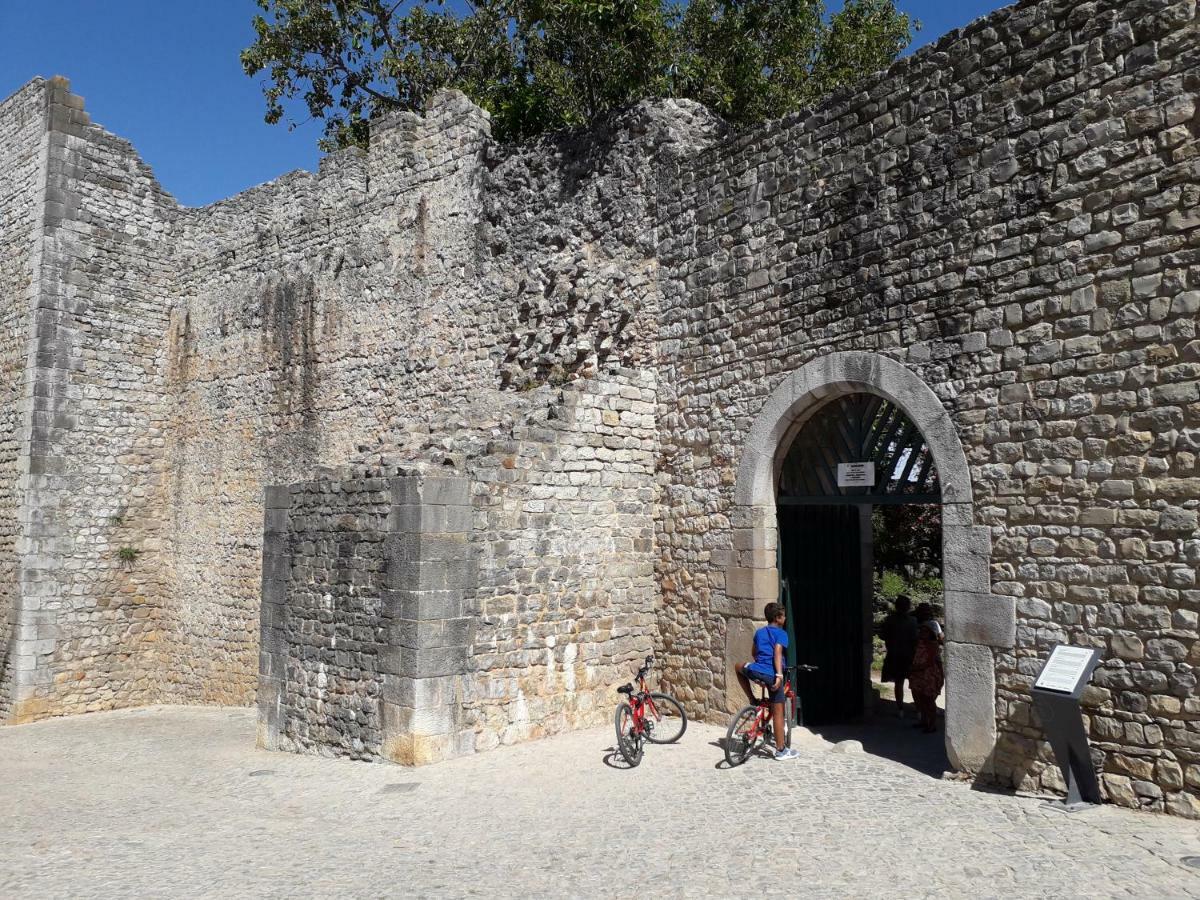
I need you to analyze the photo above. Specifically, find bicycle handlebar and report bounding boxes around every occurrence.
[635,656,655,680]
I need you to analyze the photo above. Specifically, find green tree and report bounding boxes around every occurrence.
[872,503,941,579]
[241,0,916,149]
[673,0,912,128]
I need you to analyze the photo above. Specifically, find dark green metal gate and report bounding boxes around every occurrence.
[778,505,864,725]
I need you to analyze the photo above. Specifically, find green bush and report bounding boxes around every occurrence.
[872,571,941,677]
[877,570,907,601]
[872,569,942,628]
[871,635,885,673]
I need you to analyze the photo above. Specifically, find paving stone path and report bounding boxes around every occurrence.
[2,707,1199,899]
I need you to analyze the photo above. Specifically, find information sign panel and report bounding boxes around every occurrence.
[837,462,875,487]
[1034,645,1098,694]
[1031,644,1104,808]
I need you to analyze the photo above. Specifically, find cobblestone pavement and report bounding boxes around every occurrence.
[3,707,1200,899]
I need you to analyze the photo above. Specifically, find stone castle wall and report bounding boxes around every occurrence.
[0,0,1196,814]
[463,371,659,751]
[160,139,375,707]
[0,79,706,736]
[259,372,661,762]
[259,471,406,761]
[2,78,180,721]
[157,93,690,739]
[654,0,1200,815]
[0,80,44,718]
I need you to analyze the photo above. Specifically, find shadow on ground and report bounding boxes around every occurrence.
[805,696,951,778]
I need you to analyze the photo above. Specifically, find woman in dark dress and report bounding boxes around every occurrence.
[880,595,918,714]
[909,602,945,733]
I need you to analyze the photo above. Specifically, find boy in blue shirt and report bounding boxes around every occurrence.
[734,602,800,760]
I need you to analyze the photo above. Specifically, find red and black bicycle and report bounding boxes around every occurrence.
[723,663,817,767]
[613,655,688,767]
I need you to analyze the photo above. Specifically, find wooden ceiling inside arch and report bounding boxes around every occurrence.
[777,392,941,505]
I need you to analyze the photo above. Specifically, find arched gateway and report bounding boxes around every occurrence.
[730,352,1015,772]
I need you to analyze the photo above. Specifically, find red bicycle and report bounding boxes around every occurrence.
[724,663,817,766]
[614,655,688,767]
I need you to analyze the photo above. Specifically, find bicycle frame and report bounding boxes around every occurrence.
[615,655,689,768]
[627,673,662,736]
[725,663,815,766]
[745,674,797,742]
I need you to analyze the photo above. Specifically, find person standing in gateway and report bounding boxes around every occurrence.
[908,603,945,734]
[734,603,801,761]
[880,595,918,715]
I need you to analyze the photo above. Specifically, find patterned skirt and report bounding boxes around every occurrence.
[908,638,944,699]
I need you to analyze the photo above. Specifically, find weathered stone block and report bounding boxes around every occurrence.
[261,551,289,586]
[418,477,471,506]
[395,645,469,680]
[264,485,292,510]
[945,642,997,773]
[381,588,465,622]
[1110,632,1145,660]
[725,566,778,600]
[382,674,456,709]
[388,504,424,533]
[389,616,473,651]
[945,592,1016,648]
[387,559,452,591]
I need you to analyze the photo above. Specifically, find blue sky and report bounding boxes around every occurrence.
[1,1,1008,207]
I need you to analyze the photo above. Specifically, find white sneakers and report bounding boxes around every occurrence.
[774,747,800,761]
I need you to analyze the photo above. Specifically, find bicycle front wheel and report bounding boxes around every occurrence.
[614,703,644,767]
[644,693,688,744]
[783,695,794,749]
[724,705,763,767]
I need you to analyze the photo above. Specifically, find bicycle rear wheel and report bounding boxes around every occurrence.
[724,705,763,767]
[614,703,644,767]
[644,693,688,744]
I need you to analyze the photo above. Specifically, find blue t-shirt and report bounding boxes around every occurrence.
[747,624,788,680]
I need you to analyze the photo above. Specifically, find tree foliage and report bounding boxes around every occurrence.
[242,0,917,149]
[871,504,942,628]
[872,503,941,579]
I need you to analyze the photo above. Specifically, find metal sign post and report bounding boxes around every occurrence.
[1030,644,1103,810]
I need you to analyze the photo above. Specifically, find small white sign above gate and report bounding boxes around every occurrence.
[837,462,875,487]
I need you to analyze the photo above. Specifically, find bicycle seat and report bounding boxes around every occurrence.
[617,683,634,694]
